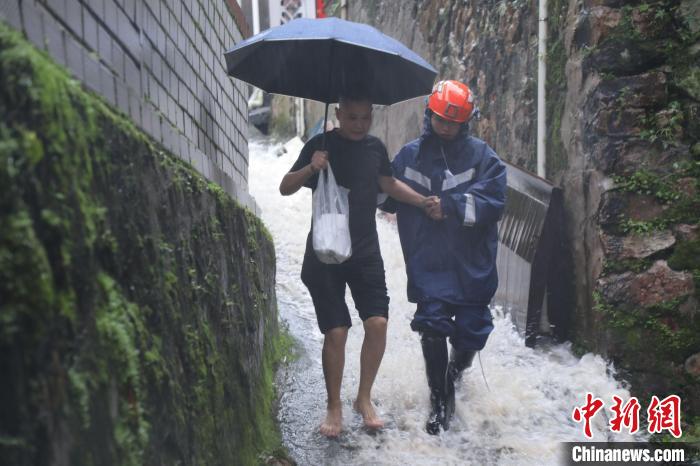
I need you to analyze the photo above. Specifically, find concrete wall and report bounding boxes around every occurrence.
[0,0,257,211]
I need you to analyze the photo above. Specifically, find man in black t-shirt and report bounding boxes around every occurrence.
[280,95,436,437]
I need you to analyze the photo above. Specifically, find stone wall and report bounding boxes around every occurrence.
[0,0,256,211]
[563,0,699,420]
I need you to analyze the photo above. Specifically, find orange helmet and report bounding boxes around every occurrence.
[427,80,475,123]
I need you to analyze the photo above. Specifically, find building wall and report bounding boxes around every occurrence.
[0,0,257,211]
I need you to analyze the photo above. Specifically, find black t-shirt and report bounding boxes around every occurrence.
[290,129,392,258]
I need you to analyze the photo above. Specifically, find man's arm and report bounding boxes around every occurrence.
[378,175,429,210]
[279,150,328,195]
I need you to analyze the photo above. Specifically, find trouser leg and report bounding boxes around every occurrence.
[445,348,477,422]
[444,304,492,421]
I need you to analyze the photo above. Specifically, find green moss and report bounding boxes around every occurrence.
[594,285,700,425]
[599,290,698,361]
[207,181,228,200]
[676,417,700,444]
[691,143,700,158]
[668,238,700,271]
[0,207,55,344]
[663,198,700,228]
[19,128,43,166]
[67,368,90,428]
[603,257,653,275]
[593,291,636,330]
[545,0,569,176]
[677,67,700,101]
[275,323,300,364]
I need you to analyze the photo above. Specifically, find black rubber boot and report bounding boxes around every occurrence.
[420,333,449,435]
[445,348,477,424]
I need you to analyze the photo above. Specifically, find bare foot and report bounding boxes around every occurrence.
[353,399,384,430]
[319,405,343,437]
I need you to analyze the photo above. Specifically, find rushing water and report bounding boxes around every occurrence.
[249,139,638,466]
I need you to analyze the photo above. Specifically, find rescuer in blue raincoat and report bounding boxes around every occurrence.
[383,80,507,434]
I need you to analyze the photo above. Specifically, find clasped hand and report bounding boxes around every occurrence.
[423,196,445,220]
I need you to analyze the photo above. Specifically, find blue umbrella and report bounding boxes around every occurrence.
[224,17,437,141]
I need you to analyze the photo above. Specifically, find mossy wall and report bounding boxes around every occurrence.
[0,22,282,465]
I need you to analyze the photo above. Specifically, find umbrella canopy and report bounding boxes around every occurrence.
[224,17,437,106]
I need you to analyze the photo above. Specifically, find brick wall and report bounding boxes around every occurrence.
[0,0,257,212]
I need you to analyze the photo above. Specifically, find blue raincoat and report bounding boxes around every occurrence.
[384,112,506,349]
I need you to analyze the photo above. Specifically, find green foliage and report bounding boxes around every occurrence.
[596,288,698,362]
[593,280,700,427]
[650,418,700,462]
[614,86,633,108]
[612,158,698,237]
[593,290,635,329]
[680,417,700,445]
[609,5,643,41]
[614,169,681,203]
[642,298,698,355]
[609,3,674,42]
[619,218,658,234]
[638,101,685,148]
[603,258,653,275]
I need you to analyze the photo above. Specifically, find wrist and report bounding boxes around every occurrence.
[308,164,318,174]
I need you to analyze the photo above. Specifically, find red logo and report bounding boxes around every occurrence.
[572,394,683,439]
[609,395,641,434]
[647,395,682,438]
[572,393,605,439]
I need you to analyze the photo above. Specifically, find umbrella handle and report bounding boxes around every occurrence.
[322,102,329,150]
[321,41,334,151]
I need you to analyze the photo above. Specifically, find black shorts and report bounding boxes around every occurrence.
[301,244,390,334]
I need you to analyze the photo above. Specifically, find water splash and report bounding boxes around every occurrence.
[249,139,639,466]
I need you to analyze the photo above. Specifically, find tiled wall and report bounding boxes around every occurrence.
[0,0,257,212]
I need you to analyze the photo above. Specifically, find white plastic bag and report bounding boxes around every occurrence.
[312,162,352,264]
